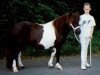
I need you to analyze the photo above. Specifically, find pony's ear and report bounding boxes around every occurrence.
[75,11,80,14]
[69,11,72,16]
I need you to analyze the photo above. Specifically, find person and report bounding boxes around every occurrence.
[79,3,96,70]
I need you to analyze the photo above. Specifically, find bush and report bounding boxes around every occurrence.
[61,31,80,56]
[91,30,100,53]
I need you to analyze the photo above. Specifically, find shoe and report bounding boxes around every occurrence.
[81,63,86,70]
[85,62,90,67]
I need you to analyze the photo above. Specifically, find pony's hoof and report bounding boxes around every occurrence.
[13,68,18,72]
[55,63,63,70]
[48,65,54,68]
[48,63,54,68]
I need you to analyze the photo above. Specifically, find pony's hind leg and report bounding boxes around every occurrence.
[12,59,18,72]
[18,51,24,69]
[12,50,20,72]
[48,48,56,68]
[55,62,63,70]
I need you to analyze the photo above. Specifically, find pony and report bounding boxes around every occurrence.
[5,13,80,72]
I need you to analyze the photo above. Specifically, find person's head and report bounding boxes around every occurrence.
[83,3,91,14]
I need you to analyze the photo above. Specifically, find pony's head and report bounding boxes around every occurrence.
[66,13,80,34]
[65,13,80,29]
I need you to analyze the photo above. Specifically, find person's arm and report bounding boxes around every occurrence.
[90,17,96,38]
[91,17,96,26]
[79,16,83,25]
[90,26,94,37]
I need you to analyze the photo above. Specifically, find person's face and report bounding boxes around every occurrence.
[83,5,91,14]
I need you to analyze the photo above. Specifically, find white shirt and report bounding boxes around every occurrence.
[79,14,96,37]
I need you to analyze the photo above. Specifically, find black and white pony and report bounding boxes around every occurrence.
[5,13,80,72]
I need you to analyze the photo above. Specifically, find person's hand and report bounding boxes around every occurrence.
[90,35,93,39]
[83,20,86,25]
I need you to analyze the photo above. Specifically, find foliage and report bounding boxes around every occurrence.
[91,30,100,53]
[61,31,80,56]
[34,3,58,23]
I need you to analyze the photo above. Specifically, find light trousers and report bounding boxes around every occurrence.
[80,37,90,64]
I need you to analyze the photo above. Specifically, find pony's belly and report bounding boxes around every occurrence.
[39,34,56,49]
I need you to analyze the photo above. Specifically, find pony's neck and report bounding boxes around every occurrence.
[53,14,70,34]
[53,15,66,33]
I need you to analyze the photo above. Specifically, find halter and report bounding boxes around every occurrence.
[70,23,80,43]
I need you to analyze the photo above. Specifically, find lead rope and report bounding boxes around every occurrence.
[90,39,92,66]
[70,24,92,66]
[70,24,80,43]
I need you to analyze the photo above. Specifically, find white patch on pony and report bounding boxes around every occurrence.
[12,59,18,72]
[18,51,24,67]
[39,21,56,49]
[48,48,56,67]
[55,63,63,70]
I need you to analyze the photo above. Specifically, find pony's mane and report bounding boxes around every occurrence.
[53,13,70,34]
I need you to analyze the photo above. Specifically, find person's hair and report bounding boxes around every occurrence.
[84,3,91,7]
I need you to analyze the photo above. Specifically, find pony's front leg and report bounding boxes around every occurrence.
[12,59,18,72]
[48,48,56,68]
[18,51,24,69]
[55,48,63,70]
